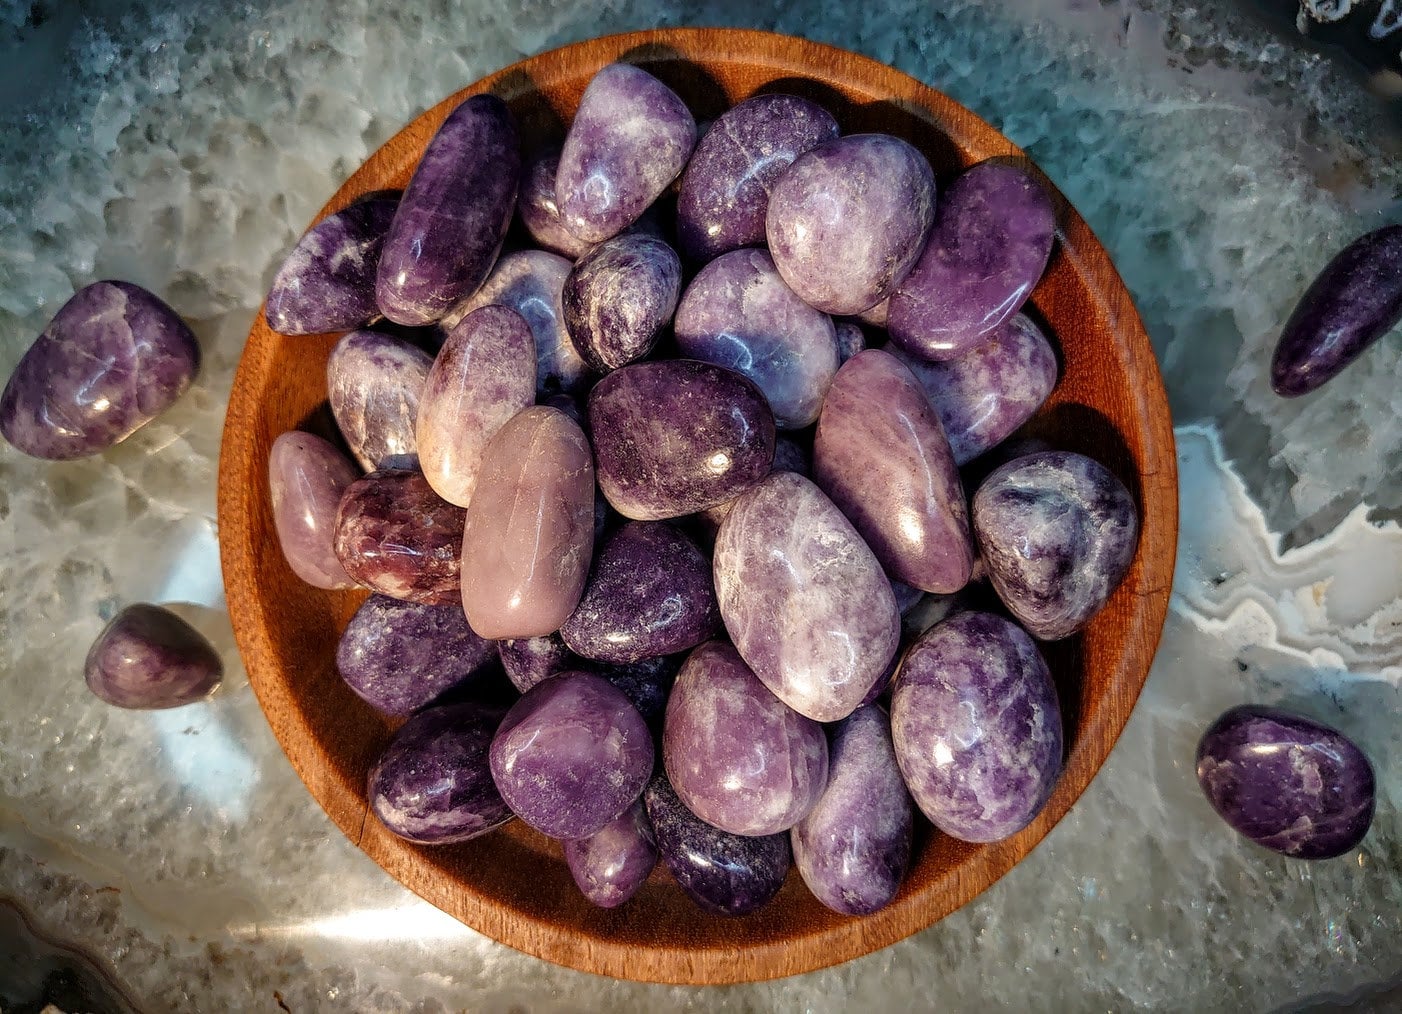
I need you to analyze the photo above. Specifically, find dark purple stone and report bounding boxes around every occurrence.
[1270,225,1402,397]
[1196,704,1375,859]
[498,632,578,693]
[333,468,465,605]
[1,281,199,460]
[326,329,432,471]
[772,436,810,476]
[562,233,681,372]
[563,799,659,908]
[84,604,222,710]
[597,653,682,732]
[834,321,866,365]
[518,147,593,260]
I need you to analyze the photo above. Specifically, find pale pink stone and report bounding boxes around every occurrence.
[268,432,359,589]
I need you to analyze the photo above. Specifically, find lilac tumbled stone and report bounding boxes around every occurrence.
[369,703,512,844]
[562,233,682,372]
[518,147,593,259]
[84,604,222,710]
[676,93,839,262]
[556,63,697,244]
[765,134,935,315]
[333,468,465,605]
[888,162,1055,361]
[498,632,578,693]
[489,671,654,839]
[1,281,199,460]
[973,450,1138,640]
[326,329,432,471]
[891,611,1063,843]
[265,196,398,335]
[1196,704,1375,859]
[268,432,359,590]
[792,705,913,915]
[563,799,658,908]
[376,94,519,325]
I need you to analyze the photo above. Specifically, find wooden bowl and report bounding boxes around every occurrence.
[218,27,1177,985]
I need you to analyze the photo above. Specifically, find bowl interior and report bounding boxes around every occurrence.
[218,27,1177,985]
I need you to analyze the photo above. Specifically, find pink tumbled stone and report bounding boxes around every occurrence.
[268,431,359,589]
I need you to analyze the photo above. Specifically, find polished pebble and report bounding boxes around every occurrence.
[597,654,682,733]
[563,799,658,908]
[84,604,223,710]
[498,632,578,693]
[562,233,682,372]
[518,147,593,259]
[268,431,360,589]
[834,321,866,365]
[326,329,432,471]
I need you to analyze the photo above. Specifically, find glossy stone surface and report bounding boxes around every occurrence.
[1270,224,1402,397]
[459,406,595,639]
[84,604,222,710]
[1,281,198,460]
[792,705,912,915]
[887,314,1058,465]
[973,450,1139,640]
[834,321,866,364]
[891,611,1063,842]
[714,471,901,722]
[765,134,935,315]
[368,703,512,844]
[814,349,973,594]
[336,594,496,716]
[556,63,697,244]
[332,468,465,606]
[325,329,432,471]
[563,799,658,908]
[560,521,720,664]
[888,162,1055,361]
[264,196,397,335]
[498,632,576,693]
[589,359,775,520]
[598,654,681,732]
[674,248,839,429]
[518,147,592,259]
[663,640,827,836]
[675,93,839,261]
[267,431,359,590]
[375,94,519,325]
[1196,705,1375,860]
[489,671,653,839]
[562,233,681,372]
[643,774,791,916]
[415,304,535,507]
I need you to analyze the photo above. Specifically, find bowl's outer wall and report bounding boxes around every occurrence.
[218,27,1177,985]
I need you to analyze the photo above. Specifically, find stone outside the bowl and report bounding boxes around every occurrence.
[84,603,223,710]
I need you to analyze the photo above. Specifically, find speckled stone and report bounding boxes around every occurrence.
[326,329,432,471]
[562,233,681,372]
[498,632,577,693]
[598,654,682,733]
[834,321,866,364]
[563,799,658,908]
[973,450,1139,640]
[891,611,1063,842]
[267,431,359,590]
[83,604,222,710]
[518,147,592,259]
[1,281,199,460]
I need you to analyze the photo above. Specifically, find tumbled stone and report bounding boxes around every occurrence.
[834,321,866,365]
[498,632,577,693]
[84,603,222,710]
[326,329,432,471]
[1,281,199,460]
[268,431,360,590]
[518,147,593,259]
[333,468,465,605]
[598,654,682,733]
[562,233,681,372]
[856,298,889,327]
[564,799,658,908]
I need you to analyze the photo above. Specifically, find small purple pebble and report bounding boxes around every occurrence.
[84,604,222,710]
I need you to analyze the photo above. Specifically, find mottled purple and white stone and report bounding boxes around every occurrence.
[676,93,839,262]
[792,705,912,915]
[1,281,199,460]
[518,147,593,260]
[556,63,697,244]
[674,248,839,429]
[891,611,1063,842]
[714,471,901,723]
[886,314,1057,466]
[268,432,360,589]
[84,604,222,710]
[498,632,578,693]
[562,233,682,372]
[664,640,827,836]
[375,94,519,325]
[888,162,1055,361]
[489,670,653,839]
[834,321,866,365]
[564,799,658,908]
[643,774,791,916]
[765,134,935,316]
[1196,704,1375,859]
[973,450,1138,640]
[265,196,398,335]
[326,329,432,471]
[369,702,512,844]
[814,349,973,594]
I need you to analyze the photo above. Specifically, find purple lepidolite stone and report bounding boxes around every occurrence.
[268,431,360,590]
[518,147,593,260]
[84,604,222,710]
[498,632,578,693]
[326,329,432,471]
[834,321,866,364]
[563,799,658,908]
[562,233,681,372]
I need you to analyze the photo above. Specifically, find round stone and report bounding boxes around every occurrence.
[563,800,658,908]
[84,604,222,710]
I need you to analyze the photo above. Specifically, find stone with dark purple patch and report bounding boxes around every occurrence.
[598,653,682,732]
[1196,704,1375,859]
[326,329,432,472]
[268,431,360,590]
[564,799,658,908]
[518,147,593,260]
[562,233,681,372]
[891,611,1062,842]
[498,632,578,693]
[1,281,199,460]
[834,321,866,365]
[84,603,222,710]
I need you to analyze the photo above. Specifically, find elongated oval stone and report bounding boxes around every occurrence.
[564,799,658,908]
[973,450,1138,640]
[891,611,1063,842]
[674,248,839,429]
[415,305,535,507]
[1196,705,1375,859]
[326,329,432,471]
[1270,225,1402,397]
[562,233,682,372]
[715,471,900,723]
[333,468,465,605]
[265,196,398,335]
[589,359,775,520]
[676,93,840,262]
[889,162,1055,361]
[376,94,519,325]
[460,406,595,639]
[887,314,1057,465]
[813,349,972,593]
[556,63,697,244]
[1,281,199,460]
[518,147,593,259]
[268,431,359,589]
[766,134,935,315]
[84,604,222,710]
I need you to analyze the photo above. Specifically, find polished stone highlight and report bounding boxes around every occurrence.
[562,233,681,372]
[563,799,658,908]
[84,604,223,710]
[268,431,359,589]
[518,147,593,260]
[326,329,432,471]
